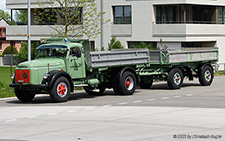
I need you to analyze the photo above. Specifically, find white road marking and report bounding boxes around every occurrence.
[48,113,58,116]
[102,105,112,108]
[67,110,78,113]
[118,102,128,105]
[5,119,17,122]
[161,97,170,100]
[133,100,142,103]
[174,95,182,98]
[148,98,156,101]
[186,94,194,97]
[27,116,38,119]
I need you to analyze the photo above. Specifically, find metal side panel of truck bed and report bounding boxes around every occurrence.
[86,49,149,68]
[149,47,218,64]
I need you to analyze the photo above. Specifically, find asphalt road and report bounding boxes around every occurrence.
[0,76,225,141]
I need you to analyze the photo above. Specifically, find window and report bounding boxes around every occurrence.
[156,6,176,24]
[2,29,6,36]
[182,42,202,48]
[0,42,2,50]
[128,41,157,49]
[34,8,83,25]
[113,6,132,24]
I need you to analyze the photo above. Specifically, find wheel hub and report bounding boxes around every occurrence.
[205,70,211,82]
[174,73,181,85]
[57,82,68,97]
[125,77,134,90]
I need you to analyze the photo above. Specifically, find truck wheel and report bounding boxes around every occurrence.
[84,85,106,95]
[199,65,213,86]
[15,88,35,102]
[167,68,183,89]
[118,71,136,95]
[50,76,71,102]
[139,77,153,89]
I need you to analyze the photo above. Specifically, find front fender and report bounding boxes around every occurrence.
[43,70,74,92]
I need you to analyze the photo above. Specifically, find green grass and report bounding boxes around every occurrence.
[215,71,225,76]
[0,66,16,98]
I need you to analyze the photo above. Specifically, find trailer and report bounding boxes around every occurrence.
[9,38,218,102]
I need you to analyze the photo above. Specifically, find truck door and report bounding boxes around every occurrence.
[67,47,86,79]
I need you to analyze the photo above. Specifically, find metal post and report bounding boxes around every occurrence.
[10,9,13,66]
[184,5,186,24]
[27,0,31,61]
[100,0,103,50]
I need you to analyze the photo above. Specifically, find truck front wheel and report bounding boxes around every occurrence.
[15,88,35,102]
[199,65,214,86]
[167,68,184,89]
[50,76,71,102]
[118,71,137,95]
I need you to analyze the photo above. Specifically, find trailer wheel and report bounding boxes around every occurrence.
[199,65,213,86]
[167,68,184,89]
[50,76,71,102]
[84,85,106,95]
[139,77,153,89]
[15,88,35,102]
[119,71,136,95]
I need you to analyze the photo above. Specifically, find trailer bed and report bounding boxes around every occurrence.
[149,48,218,64]
[87,49,149,68]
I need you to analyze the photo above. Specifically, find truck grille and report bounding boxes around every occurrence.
[15,70,30,83]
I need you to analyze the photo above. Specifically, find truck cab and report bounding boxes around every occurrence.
[10,38,87,102]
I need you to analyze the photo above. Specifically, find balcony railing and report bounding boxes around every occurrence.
[153,21,222,24]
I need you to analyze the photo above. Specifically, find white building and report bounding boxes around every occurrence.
[6,0,225,64]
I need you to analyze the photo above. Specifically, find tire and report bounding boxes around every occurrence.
[199,65,214,86]
[118,71,137,95]
[113,73,121,94]
[167,68,184,89]
[84,85,106,95]
[139,77,153,89]
[15,88,35,102]
[50,76,71,102]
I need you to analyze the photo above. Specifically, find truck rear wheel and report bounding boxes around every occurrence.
[15,88,35,102]
[139,77,153,89]
[84,85,106,95]
[118,71,136,95]
[199,65,213,86]
[50,76,71,102]
[167,68,184,89]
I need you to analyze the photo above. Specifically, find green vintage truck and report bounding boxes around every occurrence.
[9,38,218,102]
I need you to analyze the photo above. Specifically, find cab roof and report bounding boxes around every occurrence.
[38,38,87,49]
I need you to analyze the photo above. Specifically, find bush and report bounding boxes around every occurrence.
[2,46,18,55]
[108,36,124,50]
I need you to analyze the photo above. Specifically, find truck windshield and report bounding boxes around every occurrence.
[37,45,68,58]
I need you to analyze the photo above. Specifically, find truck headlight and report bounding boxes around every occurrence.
[11,73,15,79]
[43,73,50,79]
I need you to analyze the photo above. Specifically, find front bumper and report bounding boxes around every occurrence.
[9,83,49,89]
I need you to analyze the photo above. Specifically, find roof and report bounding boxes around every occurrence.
[0,18,9,26]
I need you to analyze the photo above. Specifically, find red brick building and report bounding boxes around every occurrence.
[0,18,21,55]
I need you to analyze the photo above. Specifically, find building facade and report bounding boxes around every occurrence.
[0,18,21,55]
[6,0,225,64]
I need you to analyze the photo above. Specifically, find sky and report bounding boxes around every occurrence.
[0,0,10,12]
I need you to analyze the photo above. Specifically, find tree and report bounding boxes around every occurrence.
[0,9,11,24]
[132,42,156,50]
[108,36,124,50]
[34,0,109,39]
[18,41,40,62]
[15,10,28,25]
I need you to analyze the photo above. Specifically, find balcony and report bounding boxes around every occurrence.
[153,24,225,37]
[111,24,132,37]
